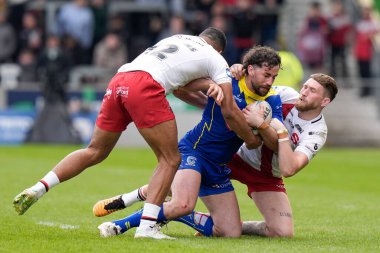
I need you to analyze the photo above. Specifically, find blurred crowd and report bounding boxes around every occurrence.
[0,0,379,98]
[0,0,284,93]
[297,0,380,97]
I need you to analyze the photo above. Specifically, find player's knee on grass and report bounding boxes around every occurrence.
[267,224,294,237]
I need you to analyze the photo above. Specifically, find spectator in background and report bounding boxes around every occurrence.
[107,14,129,54]
[0,11,16,63]
[18,48,39,83]
[61,35,82,67]
[297,1,328,71]
[231,0,258,63]
[272,42,304,90]
[354,6,380,97]
[157,15,190,42]
[90,0,108,53]
[18,11,43,56]
[186,0,216,35]
[210,14,237,65]
[55,0,94,65]
[327,0,352,77]
[37,35,71,103]
[256,0,283,46]
[93,32,127,72]
[148,15,164,46]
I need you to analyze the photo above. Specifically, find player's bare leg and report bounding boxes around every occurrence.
[201,191,242,237]
[242,191,294,237]
[134,119,181,239]
[13,127,121,215]
[97,166,201,238]
[163,169,201,219]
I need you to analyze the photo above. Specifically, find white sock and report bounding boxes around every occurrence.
[139,203,160,228]
[121,187,146,207]
[40,171,60,191]
[31,182,46,199]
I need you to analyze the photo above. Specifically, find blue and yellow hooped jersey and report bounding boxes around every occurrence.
[179,77,283,164]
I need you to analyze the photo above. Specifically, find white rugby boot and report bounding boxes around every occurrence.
[98,222,122,237]
[134,224,175,240]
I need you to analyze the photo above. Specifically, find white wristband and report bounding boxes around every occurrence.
[278,137,289,143]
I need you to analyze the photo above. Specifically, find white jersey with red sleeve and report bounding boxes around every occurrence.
[117,35,231,94]
[236,86,328,178]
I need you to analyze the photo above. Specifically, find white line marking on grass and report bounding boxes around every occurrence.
[37,221,79,230]
[37,221,55,226]
[59,224,79,230]
[340,204,357,210]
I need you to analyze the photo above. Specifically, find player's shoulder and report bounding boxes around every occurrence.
[311,114,328,131]
[272,86,299,104]
[295,111,328,134]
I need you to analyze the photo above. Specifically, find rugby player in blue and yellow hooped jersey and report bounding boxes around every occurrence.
[95,46,283,239]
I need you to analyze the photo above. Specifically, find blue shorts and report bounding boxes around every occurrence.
[178,144,234,197]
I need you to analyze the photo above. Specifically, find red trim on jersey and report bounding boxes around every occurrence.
[282,103,295,119]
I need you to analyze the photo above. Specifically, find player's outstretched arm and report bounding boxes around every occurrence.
[175,78,224,108]
[173,88,208,109]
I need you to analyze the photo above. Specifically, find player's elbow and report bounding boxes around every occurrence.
[281,167,297,178]
[245,138,262,149]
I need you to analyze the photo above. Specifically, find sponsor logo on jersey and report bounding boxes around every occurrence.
[295,124,303,133]
[185,156,197,166]
[116,87,129,98]
[291,132,299,144]
[305,143,319,155]
[308,131,326,138]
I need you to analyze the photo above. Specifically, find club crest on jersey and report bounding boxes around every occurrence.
[116,87,129,97]
[233,94,243,103]
[185,156,197,166]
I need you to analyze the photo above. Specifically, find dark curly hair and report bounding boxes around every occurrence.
[242,45,281,75]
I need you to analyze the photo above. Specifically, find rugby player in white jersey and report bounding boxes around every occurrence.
[90,72,338,238]
[13,27,259,239]
[231,71,338,237]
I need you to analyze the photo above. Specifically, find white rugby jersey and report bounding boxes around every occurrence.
[236,86,328,178]
[118,35,231,94]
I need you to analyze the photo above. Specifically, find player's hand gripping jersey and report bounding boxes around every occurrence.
[236,86,328,178]
[118,35,231,94]
[180,77,283,165]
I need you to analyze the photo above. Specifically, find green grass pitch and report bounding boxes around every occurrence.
[0,145,379,252]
